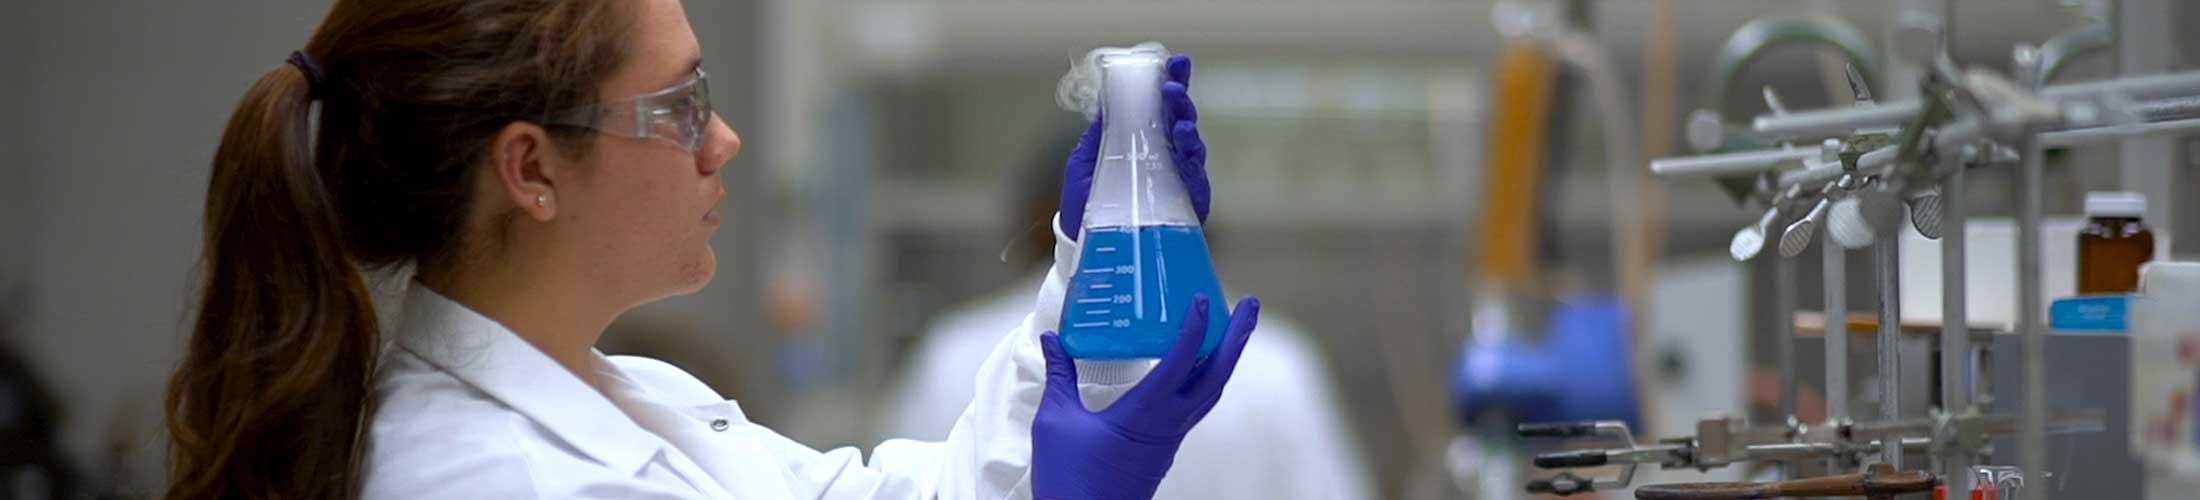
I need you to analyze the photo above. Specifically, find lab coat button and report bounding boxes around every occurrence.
[710,418,730,431]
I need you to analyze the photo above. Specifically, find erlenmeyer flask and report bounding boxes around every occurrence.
[1059,46,1228,360]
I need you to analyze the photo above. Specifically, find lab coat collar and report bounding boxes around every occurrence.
[392,284,665,475]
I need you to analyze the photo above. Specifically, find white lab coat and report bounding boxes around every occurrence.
[879,272,1374,500]
[360,216,1132,499]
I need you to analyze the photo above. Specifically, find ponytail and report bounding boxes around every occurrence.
[165,61,379,500]
[165,1,640,497]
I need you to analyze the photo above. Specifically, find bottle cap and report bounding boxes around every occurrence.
[2085,191,2146,218]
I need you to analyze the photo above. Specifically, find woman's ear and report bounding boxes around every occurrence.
[488,122,562,222]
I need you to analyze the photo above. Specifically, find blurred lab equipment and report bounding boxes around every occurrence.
[1678,18,1886,467]
[1056,45,1227,360]
[1452,296,1639,430]
[1631,464,1934,500]
[2129,263,2200,489]
[1451,294,1640,496]
[1447,2,1649,499]
[1899,217,2085,329]
[1959,465,2031,500]
[1527,1,2200,497]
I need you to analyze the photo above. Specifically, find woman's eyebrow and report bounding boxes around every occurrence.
[671,58,702,85]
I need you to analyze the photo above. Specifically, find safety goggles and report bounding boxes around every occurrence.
[539,68,714,153]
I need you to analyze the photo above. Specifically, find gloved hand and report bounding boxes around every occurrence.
[1033,294,1259,500]
[1451,295,1640,430]
[1060,54,1209,241]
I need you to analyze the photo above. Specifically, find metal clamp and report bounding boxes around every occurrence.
[1518,420,1690,495]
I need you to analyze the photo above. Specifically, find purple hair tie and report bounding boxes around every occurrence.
[286,50,326,98]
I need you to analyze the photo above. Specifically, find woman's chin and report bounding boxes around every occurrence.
[676,250,717,294]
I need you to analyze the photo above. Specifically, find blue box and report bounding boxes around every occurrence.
[2049,294,2130,332]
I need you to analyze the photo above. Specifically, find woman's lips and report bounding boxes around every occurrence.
[704,189,725,225]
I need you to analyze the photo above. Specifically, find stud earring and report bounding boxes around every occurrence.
[536,194,547,208]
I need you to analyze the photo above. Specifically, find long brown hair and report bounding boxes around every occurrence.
[165,1,637,498]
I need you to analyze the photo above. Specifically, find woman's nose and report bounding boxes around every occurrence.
[699,113,739,175]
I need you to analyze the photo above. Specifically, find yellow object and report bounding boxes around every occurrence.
[1474,42,1557,288]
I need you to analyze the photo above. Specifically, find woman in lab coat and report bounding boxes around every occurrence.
[161,1,1258,499]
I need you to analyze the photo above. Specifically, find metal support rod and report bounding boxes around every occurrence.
[1777,258,1798,421]
[1774,254,1798,480]
[1750,70,2200,141]
[2015,45,2050,500]
[1648,147,1816,177]
[2040,68,2200,100]
[1824,224,1849,424]
[1875,229,1904,469]
[1753,100,1922,141]
[2017,147,2050,498]
[2131,96,2200,120]
[2111,0,2172,181]
[2015,92,2050,500]
[1939,155,1972,491]
[1822,207,1849,474]
[2039,116,2200,147]
[1692,110,2200,194]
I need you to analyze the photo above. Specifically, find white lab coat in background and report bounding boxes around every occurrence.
[879,273,1374,500]
[360,216,1126,499]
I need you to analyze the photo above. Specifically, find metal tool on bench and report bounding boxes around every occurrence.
[1634,464,1935,500]
[1516,410,2105,496]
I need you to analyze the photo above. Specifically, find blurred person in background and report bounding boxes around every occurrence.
[879,138,1373,499]
[162,0,1260,499]
[0,285,126,500]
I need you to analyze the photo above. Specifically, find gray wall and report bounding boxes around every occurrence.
[3,0,30,289]
[17,1,327,490]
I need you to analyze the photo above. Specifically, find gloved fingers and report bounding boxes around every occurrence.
[1162,82,1204,170]
[1189,296,1260,398]
[1039,332,1086,409]
[1166,53,1192,88]
[1127,294,1211,402]
[1170,119,1210,222]
[1162,81,1197,124]
[1058,115,1105,239]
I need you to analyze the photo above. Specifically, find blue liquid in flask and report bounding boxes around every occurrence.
[1060,224,1229,359]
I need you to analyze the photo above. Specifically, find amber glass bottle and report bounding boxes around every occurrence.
[2077,192,2155,294]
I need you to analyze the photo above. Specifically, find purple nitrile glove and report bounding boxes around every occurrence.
[1060,54,1209,241]
[1032,294,1259,500]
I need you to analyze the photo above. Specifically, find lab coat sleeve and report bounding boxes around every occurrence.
[757,213,1151,500]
